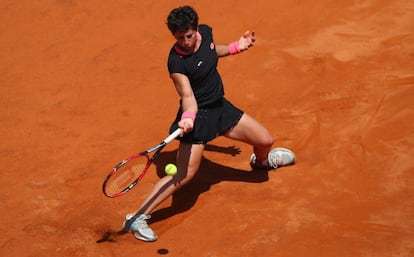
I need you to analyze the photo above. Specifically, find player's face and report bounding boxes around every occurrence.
[173,28,198,51]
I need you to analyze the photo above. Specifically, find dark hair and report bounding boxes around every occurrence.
[166,6,199,34]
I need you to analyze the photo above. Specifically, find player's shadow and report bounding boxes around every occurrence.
[96,144,269,243]
[148,144,269,224]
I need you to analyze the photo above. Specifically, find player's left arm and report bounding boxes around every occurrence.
[216,30,256,57]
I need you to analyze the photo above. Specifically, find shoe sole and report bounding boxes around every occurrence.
[132,232,158,242]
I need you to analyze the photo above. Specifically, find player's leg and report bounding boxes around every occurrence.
[123,142,205,241]
[224,113,295,169]
[223,113,274,167]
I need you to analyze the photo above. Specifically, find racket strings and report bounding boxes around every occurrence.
[105,156,148,196]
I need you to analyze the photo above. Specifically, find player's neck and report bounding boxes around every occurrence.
[174,32,202,56]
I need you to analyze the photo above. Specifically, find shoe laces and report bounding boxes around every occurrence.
[269,152,284,168]
[131,214,151,230]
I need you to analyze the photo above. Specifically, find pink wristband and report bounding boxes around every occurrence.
[228,41,241,55]
[181,111,196,122]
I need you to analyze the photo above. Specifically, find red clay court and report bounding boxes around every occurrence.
[1,1,413,256]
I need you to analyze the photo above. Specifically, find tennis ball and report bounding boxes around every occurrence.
[165,163,177,176]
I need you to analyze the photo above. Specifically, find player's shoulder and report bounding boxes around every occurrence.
[199,24,212,33]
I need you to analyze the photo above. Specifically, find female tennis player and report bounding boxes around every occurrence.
[122,5,296,242]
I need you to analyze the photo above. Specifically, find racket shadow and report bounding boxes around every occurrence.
[149,144,269,224]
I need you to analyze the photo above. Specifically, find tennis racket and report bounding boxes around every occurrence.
[102,128,181,198]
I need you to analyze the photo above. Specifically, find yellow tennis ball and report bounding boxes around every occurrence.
[165,163,177,176]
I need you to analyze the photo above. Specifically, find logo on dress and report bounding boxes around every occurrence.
[197,61,203,66]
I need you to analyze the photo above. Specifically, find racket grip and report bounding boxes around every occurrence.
[164,128,182,143]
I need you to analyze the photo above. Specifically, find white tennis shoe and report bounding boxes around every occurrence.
[250,147,296,169]
[123,214,158,242]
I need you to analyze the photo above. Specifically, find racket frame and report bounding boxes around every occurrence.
[102,128,181,198]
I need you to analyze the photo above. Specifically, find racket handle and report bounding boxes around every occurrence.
[164,128,182,143]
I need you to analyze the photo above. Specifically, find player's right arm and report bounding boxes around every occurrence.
[170,73,197,134]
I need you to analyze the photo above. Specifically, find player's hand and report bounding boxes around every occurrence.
[238,30,255,51]
[178,118,193,134]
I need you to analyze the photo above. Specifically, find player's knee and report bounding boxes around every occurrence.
[174,167,197,184]
[251,134,274,150]
[260,132,274,148]
[184,167,198,181]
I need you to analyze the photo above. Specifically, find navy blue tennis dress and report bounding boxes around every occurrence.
[168,24,244,144]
